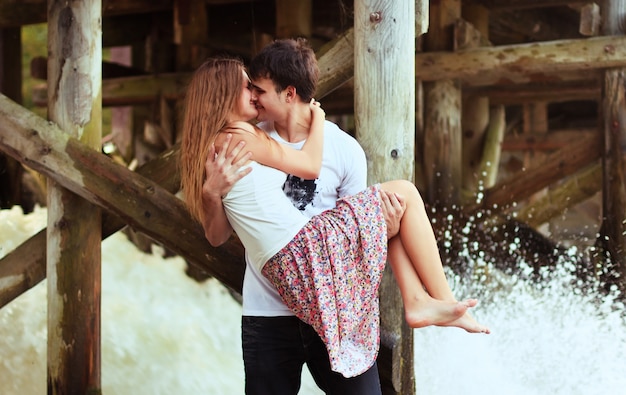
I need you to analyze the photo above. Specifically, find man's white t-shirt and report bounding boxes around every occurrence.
[241,120,367,316]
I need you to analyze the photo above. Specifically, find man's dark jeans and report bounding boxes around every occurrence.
[242,315,382,395]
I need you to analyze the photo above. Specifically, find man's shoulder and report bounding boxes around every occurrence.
[323,120,359,145]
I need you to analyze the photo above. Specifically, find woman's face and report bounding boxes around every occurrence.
[230,70,258,122]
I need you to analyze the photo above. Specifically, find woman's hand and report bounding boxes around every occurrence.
[309,98,325,120]
[203,133,252,200]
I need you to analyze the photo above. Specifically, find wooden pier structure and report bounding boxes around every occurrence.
[1,1,626,394]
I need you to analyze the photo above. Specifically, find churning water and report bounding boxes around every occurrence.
[1,206,625,394]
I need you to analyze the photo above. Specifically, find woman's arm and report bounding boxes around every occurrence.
[220,100,325,179]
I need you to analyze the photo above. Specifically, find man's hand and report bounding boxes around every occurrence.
[201,134,252,246]
[380,190,406,239]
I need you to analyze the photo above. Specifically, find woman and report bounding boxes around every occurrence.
[180,57,489,377]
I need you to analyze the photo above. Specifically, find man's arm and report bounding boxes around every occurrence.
[201,134,251,246]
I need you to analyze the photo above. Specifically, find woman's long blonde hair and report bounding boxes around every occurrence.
[180,57,245,224]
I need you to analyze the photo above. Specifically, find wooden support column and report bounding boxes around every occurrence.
[423,0,462,206]
[174,0,208,71]
[47,1,102,394]
[458,6,493,199]
[599,0,626,288]
[354,1,415,394]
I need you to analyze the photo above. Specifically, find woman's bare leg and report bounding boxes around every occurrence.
[381,180,490,334]
[388,237,474,327]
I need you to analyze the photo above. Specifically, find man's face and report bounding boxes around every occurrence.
[251,76,286,123]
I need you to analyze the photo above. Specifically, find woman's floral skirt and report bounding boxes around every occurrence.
[263,184,387,377]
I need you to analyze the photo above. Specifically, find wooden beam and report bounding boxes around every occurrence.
[32,32,354,107]
[502,128,596,151]
[517,162,602,228]
[0,0,172,28]
[467,132,602,216]
[416,35,626,85]
[470,0,587,10]
[0,139,246,310]
[467,79,601,104]
[491,8,582,42]
[0,94,245,292]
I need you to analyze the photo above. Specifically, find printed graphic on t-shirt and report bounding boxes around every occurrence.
[283,175,317,210]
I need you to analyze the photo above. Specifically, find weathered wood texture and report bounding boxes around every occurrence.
[457,14,492,196]
[46,1,102,394]
[517,163,602,228]
[0,0,172,27]
[354,0,416,393]
[417,35,626,86]
[468,133,602,217]
[0,94,245,291]
[423,0,462,206]
[599,0,626,286]
[472,0,587,10]
[0,143,185,309]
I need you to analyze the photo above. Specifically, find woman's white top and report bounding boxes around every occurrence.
[222,161,309,270]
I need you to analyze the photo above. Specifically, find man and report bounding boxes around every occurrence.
[202,38,404,394]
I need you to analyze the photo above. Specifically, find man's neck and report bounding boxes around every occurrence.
[274,102,313,143]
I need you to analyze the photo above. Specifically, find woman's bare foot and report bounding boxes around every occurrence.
[442,312,491,334]
[405,297,491,334]
[405,296,472,328]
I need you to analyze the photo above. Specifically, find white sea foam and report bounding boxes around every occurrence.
[0,206,321,394]
[2,206,625,394]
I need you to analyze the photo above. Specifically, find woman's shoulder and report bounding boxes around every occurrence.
[223,120,257,134]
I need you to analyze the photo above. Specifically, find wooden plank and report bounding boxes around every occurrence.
[354,0,416,393]
[0,93,245,293]
[416,35,626,85]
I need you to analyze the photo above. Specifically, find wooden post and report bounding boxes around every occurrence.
[457,7,493,199]
[174,0,209,71]
[599,0,626,288]
[354,0,415,393]
[423,0,462,206]
[47,1,102,393]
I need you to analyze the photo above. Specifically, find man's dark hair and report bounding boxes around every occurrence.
[248,38,319,102]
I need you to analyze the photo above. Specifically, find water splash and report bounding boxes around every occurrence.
[1,207,625,394]
[414,229,626,395]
